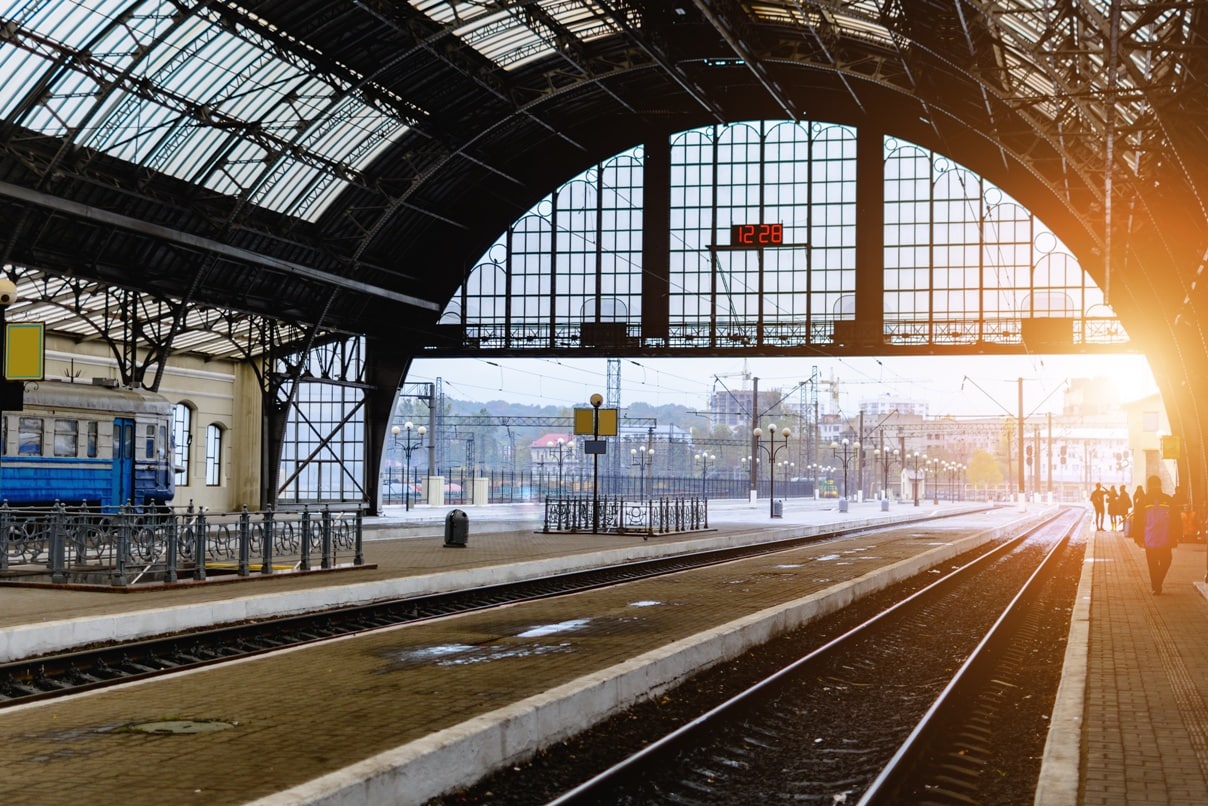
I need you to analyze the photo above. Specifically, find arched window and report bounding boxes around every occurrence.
[173,403,193,486]
[205,424,223,486]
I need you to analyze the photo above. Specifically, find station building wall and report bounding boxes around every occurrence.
[42,337,260,512]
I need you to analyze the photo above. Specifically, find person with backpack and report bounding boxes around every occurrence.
[1133,475,1182,595]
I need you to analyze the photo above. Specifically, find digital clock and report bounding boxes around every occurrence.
[730,223,783,247]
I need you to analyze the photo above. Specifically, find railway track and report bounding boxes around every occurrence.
[0,512,962,708]
[544,508,1083,805]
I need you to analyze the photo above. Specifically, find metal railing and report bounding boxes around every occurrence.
[542,496,708,536]
[0,503,364,587]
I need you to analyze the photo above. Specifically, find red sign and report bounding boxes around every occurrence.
[730,223,783,247]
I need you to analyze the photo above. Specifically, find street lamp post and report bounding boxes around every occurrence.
[831,438,861,509]
[547,438,574,495]
[589,393,603,534]
[877,447,900,500]
[694,452,715,499]
[909,451,926,507]
[631,446,655,499]
[754,424,792,518]
[391,422,427,512]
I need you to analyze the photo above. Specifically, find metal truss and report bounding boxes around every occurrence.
[0,0,1204,506]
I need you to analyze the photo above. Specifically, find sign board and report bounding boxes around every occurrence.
[583,439,607,455]
[573,406,618,436]
[1161,435,1181,460]
[4,322,43,381]
[596,407,618,436]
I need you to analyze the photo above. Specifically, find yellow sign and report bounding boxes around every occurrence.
[596,407,618,436]
[4,322,43,381]
[1161,435,1181,460]
[573,406,618,436]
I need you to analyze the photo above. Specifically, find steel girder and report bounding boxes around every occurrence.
[0,0,1206,503]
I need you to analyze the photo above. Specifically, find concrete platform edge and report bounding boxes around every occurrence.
[252,508,1054,806]
[1033,519,1094,806]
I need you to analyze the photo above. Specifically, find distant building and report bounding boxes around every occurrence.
[1122,393,1175,493]
[529,433,580,491]
[860,396,928,418]
[803,376,1135,501]
[709,388,783,429]
[1063,377,1119,418]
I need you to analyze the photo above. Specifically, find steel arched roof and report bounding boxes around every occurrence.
[0,0,1202,359]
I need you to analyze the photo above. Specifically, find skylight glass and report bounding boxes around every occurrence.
[0,0,412,221]
[408,0,621,70]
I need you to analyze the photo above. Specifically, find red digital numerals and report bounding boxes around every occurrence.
[730,223,782,246]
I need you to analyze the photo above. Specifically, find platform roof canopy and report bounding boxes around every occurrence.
[0,0,1204,364]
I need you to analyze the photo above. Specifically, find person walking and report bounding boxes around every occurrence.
[1116,486,1131,533]
[1132,475,1181,595]
[1090,482,1107,531]
[1129,484,1145,539]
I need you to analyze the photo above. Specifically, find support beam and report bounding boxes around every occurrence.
[0,180,439,311]
[854,126,884,347]
[642,133,671,344]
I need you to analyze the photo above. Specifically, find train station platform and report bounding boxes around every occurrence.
[0,500,1032,805]
[0,497,955,662]
[1037,526,1208,805]
[9,501,1207,805]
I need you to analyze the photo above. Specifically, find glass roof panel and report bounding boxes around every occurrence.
[87,98,179,163]
[0,50,59,127]
[302,97,397,159]
[13,0,127,51]
[80,0,178,72]
[0,0,410,221]
[251,160,328,213]
[407,0,621,70]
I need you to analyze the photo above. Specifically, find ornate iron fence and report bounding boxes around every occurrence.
[542,496,708,536]
[0,503,364,587]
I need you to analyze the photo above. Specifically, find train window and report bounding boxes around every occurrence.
[54,419,78,457]
[18,418,42,455]
[159,424,167,459]
[145,424,155,459]
[86,421,98,458]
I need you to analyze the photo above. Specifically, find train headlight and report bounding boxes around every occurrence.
[0,278,17,307]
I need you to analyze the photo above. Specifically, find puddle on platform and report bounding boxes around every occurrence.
[628,600,662,607]
[517,618,591,638]
[774,564,802,569]
[389,620,594,669]
[816,554,842,561]
[392,642,574,668]
[406,644,478,660]
[126,720,236,735]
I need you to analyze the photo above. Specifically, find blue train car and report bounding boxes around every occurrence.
[0,380,174,509]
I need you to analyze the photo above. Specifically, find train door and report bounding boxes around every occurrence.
[112,418,134,507]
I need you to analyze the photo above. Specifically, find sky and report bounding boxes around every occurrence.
[408,352,1157,420]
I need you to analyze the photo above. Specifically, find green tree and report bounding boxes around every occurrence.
[966,448,1002,490]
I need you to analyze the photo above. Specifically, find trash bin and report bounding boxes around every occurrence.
[772,499,784,518]
[444,509,468,548]
[880,498,890,512]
